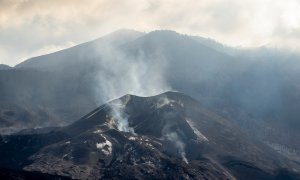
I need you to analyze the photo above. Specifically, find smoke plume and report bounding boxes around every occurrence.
[109,98,135,133]
[161,108,189,164]
[164,131,188,164]
[92,35,170,132]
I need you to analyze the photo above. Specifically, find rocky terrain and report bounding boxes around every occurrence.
[0,92,299,179]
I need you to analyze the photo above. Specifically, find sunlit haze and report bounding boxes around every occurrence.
[0,0,300,65]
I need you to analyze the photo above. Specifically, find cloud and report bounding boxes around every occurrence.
[1,0,300,65]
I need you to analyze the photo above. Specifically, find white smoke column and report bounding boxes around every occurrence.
[92,35,170,103]
[112,105,130,132]
[164,131,189,164]
[161,103,189,164]
[92,34,171,133]
[109,97,135,133]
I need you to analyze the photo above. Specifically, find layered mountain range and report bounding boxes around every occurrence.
[0,29,300,178]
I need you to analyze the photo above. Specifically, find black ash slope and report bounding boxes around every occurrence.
[0,92,299,179]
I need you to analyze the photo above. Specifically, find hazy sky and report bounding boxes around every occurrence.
[1,0,300,66]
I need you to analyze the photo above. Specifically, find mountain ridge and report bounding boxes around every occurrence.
[14,29,234,70]
[15,29,145,70]
[0,64,12,70]
[1,91,299,179]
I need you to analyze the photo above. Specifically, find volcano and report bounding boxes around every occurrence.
[0,92,299,179]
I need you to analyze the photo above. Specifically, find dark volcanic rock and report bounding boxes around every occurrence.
[0,168,70,180]
[0,92,299,179]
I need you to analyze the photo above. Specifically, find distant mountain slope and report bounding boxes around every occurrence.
[15,29,144,70]
[0,92,299,179]
[0,64,12,70]
[122,30,236,81]
[0,69,99,133]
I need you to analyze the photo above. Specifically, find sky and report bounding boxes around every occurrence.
[0,0,300,66]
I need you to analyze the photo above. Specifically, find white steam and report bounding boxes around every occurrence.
[164,131,188,164]
[160,101,189,164]
[92,37,170,133]
[110,100,135,133]
[93,40,170,104]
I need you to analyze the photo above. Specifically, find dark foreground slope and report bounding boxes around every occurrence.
[0,168,70,180]
[0,92,299,179]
